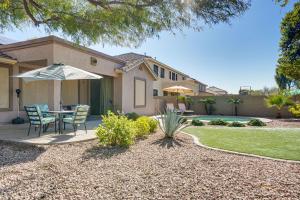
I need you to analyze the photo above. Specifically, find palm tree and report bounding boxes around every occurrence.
[199,97,216,115]
[265,93,294,118]
[227,97,242,116]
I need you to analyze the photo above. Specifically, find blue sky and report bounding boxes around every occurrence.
[1,0,298,93]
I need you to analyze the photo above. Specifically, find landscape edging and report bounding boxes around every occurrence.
[180,131,300,164]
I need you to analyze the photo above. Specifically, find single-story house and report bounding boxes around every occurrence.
[0,36,157,123]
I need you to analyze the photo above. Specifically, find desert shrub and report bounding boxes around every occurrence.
[159,110,187,138]
[135,117,151,137]
[247,119,266,126]
[289,104,300,118]
[208,119,228,126]
[125,112,140,120]
[96,111,137,147]
[191,119,205,126]
[148,118,158,133]
[228,121,246,127]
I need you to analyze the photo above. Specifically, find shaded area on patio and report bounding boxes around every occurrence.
[0,119,100,145]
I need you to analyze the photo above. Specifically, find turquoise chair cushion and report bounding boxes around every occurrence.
[41,117,56,125]
[63,117,73,124]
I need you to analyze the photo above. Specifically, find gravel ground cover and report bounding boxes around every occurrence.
[267,119,300,128]
[0,132,300,200]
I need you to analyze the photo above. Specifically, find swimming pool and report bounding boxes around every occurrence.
[192,115,256,123]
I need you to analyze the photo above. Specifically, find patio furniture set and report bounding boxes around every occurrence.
[24,104,89,136]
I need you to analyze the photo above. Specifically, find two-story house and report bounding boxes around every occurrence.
[115,53,207,97]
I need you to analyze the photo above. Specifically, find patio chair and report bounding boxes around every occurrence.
[24,106,57,136]
[33,104,55,118]
[63,105,90,134]
[166,103,182,114]
[178,103,194,115]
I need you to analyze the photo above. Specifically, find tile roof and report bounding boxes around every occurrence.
[114,53,150,71]
[114,52,150,62]
[0,52,15,60]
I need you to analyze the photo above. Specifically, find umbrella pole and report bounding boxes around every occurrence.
[177,89,179,108]
[60,81,62,111]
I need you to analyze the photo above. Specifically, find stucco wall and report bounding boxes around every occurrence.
[53,43,122,77]
[154,95,294,118]
[121,64,155,115]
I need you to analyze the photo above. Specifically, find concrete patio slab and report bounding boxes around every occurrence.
[0,120,100,145]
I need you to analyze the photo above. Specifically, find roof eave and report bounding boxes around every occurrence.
[0,57,17,64]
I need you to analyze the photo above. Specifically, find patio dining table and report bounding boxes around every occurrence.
[47,110,75,134]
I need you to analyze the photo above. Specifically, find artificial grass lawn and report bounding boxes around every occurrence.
[184,127,300,161]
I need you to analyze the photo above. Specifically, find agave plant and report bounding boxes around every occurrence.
[159,109,188,138]
[199,97,216,115]
[227,97,242,116]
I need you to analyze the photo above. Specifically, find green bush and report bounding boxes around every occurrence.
[191,119,205,126]
[208,119,228,126]
[289,104,300,118]
[247,119,266,126]
[148,118,158,133]
[96,111,137,147]
[228,121,246,127]
[125,112,140,120]
[135,117,151,137]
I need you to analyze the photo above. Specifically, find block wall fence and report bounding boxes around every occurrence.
[153,95,297,118]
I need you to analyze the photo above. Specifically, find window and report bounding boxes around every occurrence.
[153,65,159,76]
[169,71,172,79]
[175,74,178,81]
[134,78,146,108]
[153,89,158,96]
[163,91,168,96]
[182,76,186,80]
[0,65,11,110]
[160,68,165,78]
[172,72,176,81]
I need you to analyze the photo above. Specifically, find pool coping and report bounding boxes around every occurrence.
[187,115,272,123]
[181,131,300,164]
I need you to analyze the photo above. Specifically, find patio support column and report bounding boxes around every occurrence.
[48,80,61,110]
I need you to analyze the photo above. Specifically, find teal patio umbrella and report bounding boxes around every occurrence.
[15,63,102,109]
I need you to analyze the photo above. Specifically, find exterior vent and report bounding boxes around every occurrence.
[90,57,97,66]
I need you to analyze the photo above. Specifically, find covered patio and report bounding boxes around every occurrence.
[0,118,99,144]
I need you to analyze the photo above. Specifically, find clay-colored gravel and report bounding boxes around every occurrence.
[0,131,300,200]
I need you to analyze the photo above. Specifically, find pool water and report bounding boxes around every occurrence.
[193,115,255,123]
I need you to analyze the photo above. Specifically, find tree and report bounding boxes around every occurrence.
[277,2,300,81]
[199,97,216,115]
[265,93,294,118]
[227,97,242,116]
[275,68,299,90]
[0,0,250,46]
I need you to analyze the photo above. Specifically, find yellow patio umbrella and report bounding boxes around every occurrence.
[163,85,193,106]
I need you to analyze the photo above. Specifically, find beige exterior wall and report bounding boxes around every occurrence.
[121,64,155,115]
[52,43,122,77]
[147,60,204,96]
